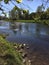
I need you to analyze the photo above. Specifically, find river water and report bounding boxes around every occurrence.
[0,20,49,65]
[0,20,49,44]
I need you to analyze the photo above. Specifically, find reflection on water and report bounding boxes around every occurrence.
[0,21,49,65]
[0,21,9,29]
[0,21,49,43]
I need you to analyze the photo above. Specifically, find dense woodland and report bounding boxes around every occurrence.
[0,7,49,20]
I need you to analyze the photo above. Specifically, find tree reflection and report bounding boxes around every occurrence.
[21,23,29,33]
[19,24,22,31]
[9,22,17,34]
[45,27,49,35]
[35,23,41,37]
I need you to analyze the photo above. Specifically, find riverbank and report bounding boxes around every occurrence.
[0,36,24,65]
[4,19,49,25]
[0,36,32,65]
[16,20,49,25]
[0,33,49,65]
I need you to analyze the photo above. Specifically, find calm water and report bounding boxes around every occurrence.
[0,20,49,44]
[1,20,49,65]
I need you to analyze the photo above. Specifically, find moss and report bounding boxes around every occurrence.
[0,36,24,65]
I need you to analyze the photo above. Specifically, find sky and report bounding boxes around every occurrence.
[0,0,49,16]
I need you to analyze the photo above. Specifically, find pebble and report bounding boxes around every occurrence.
[23,59,26,63]
[22,53,27,58]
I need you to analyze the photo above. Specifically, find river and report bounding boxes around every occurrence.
[0,20,49,44]
[0,20,49,65]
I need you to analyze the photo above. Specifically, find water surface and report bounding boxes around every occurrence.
[0,20,49,65]
[0,20,49,44]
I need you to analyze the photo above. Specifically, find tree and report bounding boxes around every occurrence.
[46,7,49,19]
[0,0,49,20]
[40,8,49,20]
[35,4,44,20]
[40,12,47,20]
[36,5,44,13]
[0,0,22,4]
[9,6,19,20]
[29,12,36,20]
[22,10,29,19]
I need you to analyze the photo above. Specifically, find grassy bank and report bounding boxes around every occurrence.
[0,36,24,65]
[3,19,49,25]
[16,20,49,25]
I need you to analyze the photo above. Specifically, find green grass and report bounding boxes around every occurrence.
[16,20,35,23]
[4,19,35,23]
[0,36,24,65]
[4,19,49,25]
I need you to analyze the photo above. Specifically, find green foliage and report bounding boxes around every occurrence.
[0,36,24,65]
[13,6,18,11]
[3,0,22,4]
[23,10,27,13]
[0,0,22,4]
[4,0,9,4]
[16,0,22,3]
[0,0,2,1]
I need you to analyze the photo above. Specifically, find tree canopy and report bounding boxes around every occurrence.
[0,0,22,4]
[0,0,49,20]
